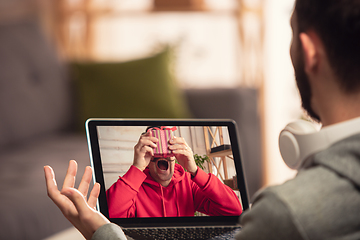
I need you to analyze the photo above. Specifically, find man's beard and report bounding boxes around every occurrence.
[294,51,321,122]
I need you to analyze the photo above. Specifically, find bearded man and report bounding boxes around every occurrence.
[235,0,360,239]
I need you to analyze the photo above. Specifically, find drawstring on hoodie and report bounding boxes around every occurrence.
[160,183,181,217]
[144,164,185,217]
[175,186,180,216]
[160,186,166,217]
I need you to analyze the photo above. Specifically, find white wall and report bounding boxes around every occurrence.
[263,0,301,186]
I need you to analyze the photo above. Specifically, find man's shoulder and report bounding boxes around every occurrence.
[237,134,360,240]
[255,166,331,221]
[268,165,333,199]
[266,164,353,211]
[256,163,360,240]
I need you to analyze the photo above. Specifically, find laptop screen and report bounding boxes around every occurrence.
[86,119,249,228]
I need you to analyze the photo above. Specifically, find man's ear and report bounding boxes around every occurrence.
[299,32,319,74]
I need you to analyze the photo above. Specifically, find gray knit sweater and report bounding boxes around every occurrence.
[235,134,360,240]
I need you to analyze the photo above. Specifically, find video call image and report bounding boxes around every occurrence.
[96,125,243,218]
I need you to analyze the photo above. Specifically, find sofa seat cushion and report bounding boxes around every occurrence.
[0,133,89,240]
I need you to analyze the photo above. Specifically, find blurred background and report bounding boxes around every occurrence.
[0,0,308,239]
[41,0,302,187]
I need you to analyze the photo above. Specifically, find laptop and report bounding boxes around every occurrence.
[86,118,250,240]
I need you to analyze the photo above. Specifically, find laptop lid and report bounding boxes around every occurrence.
[86,118,249,228]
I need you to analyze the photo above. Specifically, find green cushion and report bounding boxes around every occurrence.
[71,48,191,130]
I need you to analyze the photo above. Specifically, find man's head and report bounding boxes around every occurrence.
[144,126,176,187]
[148,157,176,186]
[291,0,360,122]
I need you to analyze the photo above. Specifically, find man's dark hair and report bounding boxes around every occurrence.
[294,0,360,92]
[143,126,162,135]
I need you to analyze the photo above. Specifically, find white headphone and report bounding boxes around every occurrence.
[279,117,360,170]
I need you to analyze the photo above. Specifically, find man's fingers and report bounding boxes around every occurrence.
[138,138,158,149]
[62,160,78,189]
[169,139,191,154]
[61,187,90,217]
[44,165,71,212]
[88,183,101,209]
[141,132,158,142]
[78,166,93,197]
[169,136,186,145]
[169,144,188,151]
[44,165,59,199]
[142,145,154,155]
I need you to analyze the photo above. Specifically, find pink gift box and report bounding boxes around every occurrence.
[148,126,177,158]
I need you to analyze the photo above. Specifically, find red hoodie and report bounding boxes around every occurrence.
[106,164,242,218]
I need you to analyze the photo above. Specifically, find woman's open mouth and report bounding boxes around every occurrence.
[157,160,169,171]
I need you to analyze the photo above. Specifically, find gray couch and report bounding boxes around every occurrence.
[0,19,261,240]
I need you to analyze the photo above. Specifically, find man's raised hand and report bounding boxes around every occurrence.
[44,160,110,240]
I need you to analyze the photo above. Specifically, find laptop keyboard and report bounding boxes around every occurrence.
[124,226,240,240]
